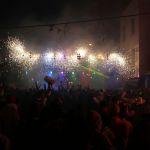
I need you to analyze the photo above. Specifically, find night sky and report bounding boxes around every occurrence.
[0,0,131,50]
[0,0,130,25]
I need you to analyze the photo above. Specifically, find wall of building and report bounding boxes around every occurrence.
[120,0,139,77]
[139,0,150,76]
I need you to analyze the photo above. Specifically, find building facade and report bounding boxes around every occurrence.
[120,0,150,77]
[138,0,150,76]
[120,0,139,78]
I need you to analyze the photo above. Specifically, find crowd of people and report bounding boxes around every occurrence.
[0,82,150,150]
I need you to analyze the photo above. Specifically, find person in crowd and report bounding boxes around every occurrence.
[0,81,149,150]
[0,95,20,136]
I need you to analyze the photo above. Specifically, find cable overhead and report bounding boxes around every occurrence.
[0,12,150,30]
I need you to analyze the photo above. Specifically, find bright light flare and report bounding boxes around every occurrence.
[88,54,97,64]
[77,47,87,58]
[109,53,126,66]
[44,52,54,62]
[70,55,78,62]
[30,54,40,64]
[56,52,64,60]
[97,54,105,60]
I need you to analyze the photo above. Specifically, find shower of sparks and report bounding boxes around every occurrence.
[44,51,55,63]
[88,54,97,64]
[5,36,132,80]
[76,47,87,58]
[56,52,64,60]
[108,53,126,67]
[7,37,40,68]
[97,54,105,60]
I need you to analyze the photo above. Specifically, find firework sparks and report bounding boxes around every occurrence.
[108,53,126,67]
[76,47,87,58]
[7,37,40,67]
[5,36,130,79]
[97,54,105,60]
[44,51,54,63]
[88,54,97,64]
[56,52,64,60]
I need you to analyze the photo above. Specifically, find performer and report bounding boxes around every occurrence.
[44,76,55,90]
